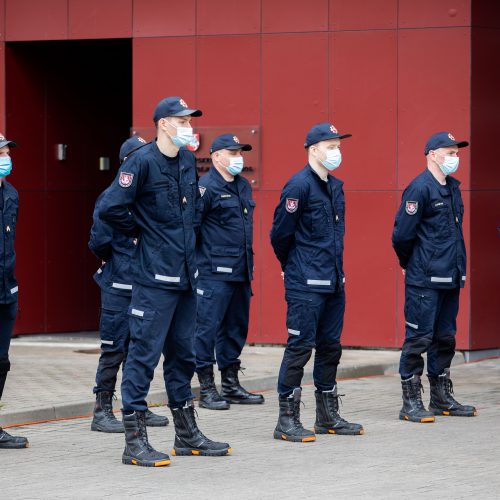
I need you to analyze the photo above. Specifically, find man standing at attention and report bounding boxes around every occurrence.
[194,134,264,410]
[270,123,364,442]
[392,131,476,423]
[100,97,231,467]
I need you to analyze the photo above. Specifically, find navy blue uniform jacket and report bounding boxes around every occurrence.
[270,165,345,294]
[89,189,136,297]
[0,181,19,303]
[195,167,254,282]
[392,169,466,289]
[98,141,199,291]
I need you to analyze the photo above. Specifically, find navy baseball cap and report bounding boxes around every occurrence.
[424,131,469,156]
[153,96,202,122]
[0,133,16,149]
[119,136,148,163]
[304,123,352,148]
[210,134,252,154]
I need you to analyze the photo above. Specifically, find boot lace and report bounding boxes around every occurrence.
[410,381,426,409]
[136,412,154,451]
[326,392,349,425]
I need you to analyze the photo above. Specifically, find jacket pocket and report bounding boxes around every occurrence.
[211,245,240,274]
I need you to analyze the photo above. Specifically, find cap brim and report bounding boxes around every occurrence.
[171,109,203,117]
[0,140,16,148]
[304,133,352,148]
[455,140,469,148]
[226,144,252,152]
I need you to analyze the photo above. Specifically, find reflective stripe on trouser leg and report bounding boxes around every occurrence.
[194,279,232,371]
[399,285,440,379]
[313,289,345,391]
[0,357,10,400]
[277,290,318,396]
[121,284,180,411]
[0,301,17,359]
[426,288,459,377]
[161,289,197,407]
[216,281,251,370]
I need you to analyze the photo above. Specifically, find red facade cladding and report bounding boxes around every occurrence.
[0,0,498,351]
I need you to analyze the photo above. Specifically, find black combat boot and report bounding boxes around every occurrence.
[122,411,171,467]
[91,391,124,433]
[197,366,230,410]
[314,386,364,435]
[221,363,264,405]
[428,369,477,417]
[170,400,231,456]
[0,428,29,449]
[400,375,435,423]
[145,408,169,427]
[274,387,316,443]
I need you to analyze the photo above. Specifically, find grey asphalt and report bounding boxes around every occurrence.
[0,350,497,500]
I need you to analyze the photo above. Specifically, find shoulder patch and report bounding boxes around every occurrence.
[405,201,418,215]
[286,198,299,213]
[119,172,134,188]
[199,186,206,197]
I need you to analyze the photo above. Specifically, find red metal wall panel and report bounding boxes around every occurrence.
[68,0,132,39]
[259,190,286,344]
[133,37,196,127]
[133,0,195,37]
[343,192,398,347]
[329,0,397,30]
[196,35,260,126]
[330,30,397,190]
[246,190,262,343]
[5,0,68,41]
[196,0,261,35]
[261,33,328,191]
[0,43,4,131]
[470,191,500,349]
[14,191,46,334]
[399,0,471,28]
[262,0,328,33]
[471,27,500,190]
[397,28,471,191]
[0,0,5,41]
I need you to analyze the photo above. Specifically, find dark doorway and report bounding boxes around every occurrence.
[5,39,132,334]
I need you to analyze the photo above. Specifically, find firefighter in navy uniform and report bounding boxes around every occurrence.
[194,134,264,410]
[270,123,363,442]
[99,97,230,467]
[0,133,28,449]
[89,136,168,433]
[392,131,476,423]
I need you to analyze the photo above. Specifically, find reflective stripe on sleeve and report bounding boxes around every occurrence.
[154,274,181,283]
[131,309,144,317]
[306,279,331,286]
[194,269,199,279]
[10,286,18,294]
[216,267,233,273]
[430,277,453,283]
[405,321,418,329]
[101,340,114,345]
[196,289,204,296]
[288,329,300,336]
[112,283,132,290]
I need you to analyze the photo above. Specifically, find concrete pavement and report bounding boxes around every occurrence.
[1,333,403,426]
[0,356,498,499]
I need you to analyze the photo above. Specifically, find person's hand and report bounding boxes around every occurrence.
[280,272,284,280]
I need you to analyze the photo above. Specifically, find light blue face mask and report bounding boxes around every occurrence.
[439,155,459,176]
[167,121,195,148]
[321,148,342,171]
[227,157,244,176]
[0,156,12,177]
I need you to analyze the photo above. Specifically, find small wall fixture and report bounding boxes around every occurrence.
[99,157,110,171]
[56,144,67,161]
